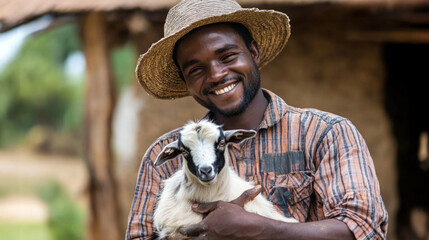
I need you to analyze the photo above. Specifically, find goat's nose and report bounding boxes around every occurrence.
[199,166,213,176]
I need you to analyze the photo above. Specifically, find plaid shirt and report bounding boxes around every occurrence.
[126,89,388,240]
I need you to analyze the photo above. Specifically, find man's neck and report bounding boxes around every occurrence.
[214,89,268,130]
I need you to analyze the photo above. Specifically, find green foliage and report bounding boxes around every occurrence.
[111,43,137,90]
[0,23,83,148]
[37,180,85,240]
[19,24,81,66]
[0,22,139,149]
[60,82,84,133]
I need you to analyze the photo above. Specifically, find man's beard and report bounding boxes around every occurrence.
[195,61,261,118]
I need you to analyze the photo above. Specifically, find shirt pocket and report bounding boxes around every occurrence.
[262,152,314,219]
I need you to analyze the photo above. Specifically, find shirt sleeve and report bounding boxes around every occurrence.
[314,119,388,240]
[125,145,163,240]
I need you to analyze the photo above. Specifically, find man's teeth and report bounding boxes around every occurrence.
[214,83,237,95]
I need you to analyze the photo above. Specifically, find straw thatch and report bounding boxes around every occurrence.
[0,0,176,31]
[1,0,429,32]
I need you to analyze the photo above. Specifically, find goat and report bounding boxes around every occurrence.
[153,119,298,239]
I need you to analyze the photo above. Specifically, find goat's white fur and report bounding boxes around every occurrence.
[153,120,298,239]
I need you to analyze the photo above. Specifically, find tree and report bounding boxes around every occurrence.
[0,23,82,147]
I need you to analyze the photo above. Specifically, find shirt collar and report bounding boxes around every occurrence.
[202,89,288,130]
[257,89,288,130]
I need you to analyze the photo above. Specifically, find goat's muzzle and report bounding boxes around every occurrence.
[197,166,216,183]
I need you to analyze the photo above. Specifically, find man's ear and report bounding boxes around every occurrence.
[249,40,260,65]
[224,129,256,145]
[154,141,182,166]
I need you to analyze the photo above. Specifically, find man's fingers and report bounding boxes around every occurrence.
[171,236,189,240]
[230,185,262,207]
[179,222,208,237]
[183,186,261,238]
[191,186,262,214]
[187,235,208,240]
[191,201,219,214]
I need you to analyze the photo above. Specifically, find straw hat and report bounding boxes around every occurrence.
[136,0,291,99]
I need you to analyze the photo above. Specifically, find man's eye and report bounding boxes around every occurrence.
[222,53,237,62]
[188,67,202,76]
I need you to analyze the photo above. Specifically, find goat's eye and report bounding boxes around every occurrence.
[218,140,225,148]
[181,149,191,159]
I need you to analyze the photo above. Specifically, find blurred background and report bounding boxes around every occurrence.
[0,0,428,239]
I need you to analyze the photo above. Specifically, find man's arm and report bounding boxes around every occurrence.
[179,186,354,240]
[313,120,388,240]
[126,158,162,239]
[126,133,183,240]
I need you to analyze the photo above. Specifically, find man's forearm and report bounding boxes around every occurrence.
[179,189,357,240]
[256,217,355,240]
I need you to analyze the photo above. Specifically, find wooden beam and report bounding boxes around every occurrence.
[240,0,429,9]
[81,11,121,240]
[347,30,429,43]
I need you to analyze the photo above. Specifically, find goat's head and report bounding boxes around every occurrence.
[155,120,256,185]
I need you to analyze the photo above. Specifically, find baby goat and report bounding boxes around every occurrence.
[153,119,298,239]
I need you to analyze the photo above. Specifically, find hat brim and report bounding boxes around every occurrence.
[136,8,290,99]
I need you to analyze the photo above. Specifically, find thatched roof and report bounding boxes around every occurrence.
[1,0,428,32]
[0,0,175,31]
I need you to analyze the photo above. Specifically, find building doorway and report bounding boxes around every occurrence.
[384,43,429,240]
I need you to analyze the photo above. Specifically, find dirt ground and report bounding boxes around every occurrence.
[0,149,89,223]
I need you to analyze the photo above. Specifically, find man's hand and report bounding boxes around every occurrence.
[178,185,263,240]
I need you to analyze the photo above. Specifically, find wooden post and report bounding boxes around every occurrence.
[81,12,121,240]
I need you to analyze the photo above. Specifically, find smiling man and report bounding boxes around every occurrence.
[175,23,266,130]
[126,0,388,239]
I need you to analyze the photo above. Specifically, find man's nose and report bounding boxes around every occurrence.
[207,62,227,83]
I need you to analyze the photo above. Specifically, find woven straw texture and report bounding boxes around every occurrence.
[136,0,290,99]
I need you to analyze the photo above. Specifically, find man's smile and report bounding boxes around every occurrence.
[213,82,238,96]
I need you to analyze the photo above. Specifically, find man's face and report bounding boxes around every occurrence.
[175,24,261,117]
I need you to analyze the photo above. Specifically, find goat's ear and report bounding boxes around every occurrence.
[224,129,256,144]
[154,141,181,166]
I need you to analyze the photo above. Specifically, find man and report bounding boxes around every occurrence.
[126,0,388,239]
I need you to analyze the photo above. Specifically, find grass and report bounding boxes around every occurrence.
[0,222,52,240]
[0,179,86,240]
[0,153,87,240]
